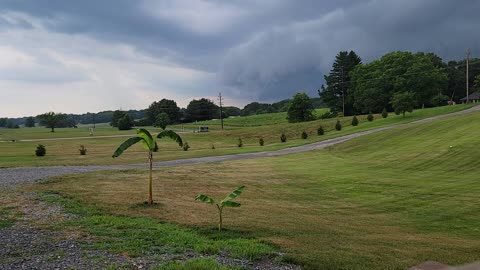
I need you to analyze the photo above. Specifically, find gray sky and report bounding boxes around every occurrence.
[1,0,479,117]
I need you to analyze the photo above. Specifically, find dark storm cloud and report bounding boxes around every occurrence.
[1,0,479,103]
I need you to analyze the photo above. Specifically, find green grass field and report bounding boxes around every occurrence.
[33,108,480,269]
[0,105,474,168]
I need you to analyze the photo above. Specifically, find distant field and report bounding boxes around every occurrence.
[0,104,475,168]
[36,109,480,269]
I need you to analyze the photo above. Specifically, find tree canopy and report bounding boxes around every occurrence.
[146,99,181,125]
[185,98,219,122]
[287,93,315,123]
[37,112,68,132]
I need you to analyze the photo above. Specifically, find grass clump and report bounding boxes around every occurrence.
[153,257,243,270]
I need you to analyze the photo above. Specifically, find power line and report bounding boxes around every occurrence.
[218,93,224,130]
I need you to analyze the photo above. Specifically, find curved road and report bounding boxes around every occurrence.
[1,105,479,187]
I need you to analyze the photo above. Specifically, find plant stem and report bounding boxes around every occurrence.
[217,204,223,231]
[148,151,153,205]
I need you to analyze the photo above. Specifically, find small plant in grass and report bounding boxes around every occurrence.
[280,133,287,142]
[182,142,190,151]
[79,145,87,155]
[317,126,324,135]
[259,137,264,146]
[382,108,388,118]
[112,129,183,205]
[35,144,46,157]
[211,144,215,150]
[351,116,359,126]
[237,138,243,147]
[335,120,342,131]
[195,186,245,231]
[301,131,308,139]
[367,112,374,122]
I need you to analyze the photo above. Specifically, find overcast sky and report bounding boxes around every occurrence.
[1,0,479,117]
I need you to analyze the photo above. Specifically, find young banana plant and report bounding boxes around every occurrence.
[195,186,245,231]
[112,128,183,205]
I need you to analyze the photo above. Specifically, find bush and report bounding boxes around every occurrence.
[301,131,308,139]
[153,142,159,152]
[79,145,87,155]
[237,138,243,147]
[35,144,46,157]
[381,108,388,118]
[182,142,190,151]
[211,144,215,150]
[259,137,264,146]
[335,120,342,131]
[117,114,133,130]
[317,126,325,135]
[367,112,374,122]
[318,111,337,119]
[351,116,359,126]
[280,133,287,142]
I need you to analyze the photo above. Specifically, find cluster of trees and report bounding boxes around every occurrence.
[0,118,20,129]
[241,98,325,116]
[320,50,480,116]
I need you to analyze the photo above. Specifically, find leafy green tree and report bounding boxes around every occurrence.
[0,118,6,127]
[37,112,68,132]
[146,99,181,125]
[381,108,388,118]
[155,112,170,130]
[195,186,245,231]
[25,117,35,127]
[6,119,15,129]
[117,114,134,130]
[351,116,359,126]
[319,51,362,116]
[391,92,415,117]
[287,93,315,123]
[185,98,219,122]
[431,93,450,107]
[111,110,126,127]
[112,129,183,204]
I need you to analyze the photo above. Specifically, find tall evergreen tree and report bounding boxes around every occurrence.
[319,51,362,116]
[25,117,35,127]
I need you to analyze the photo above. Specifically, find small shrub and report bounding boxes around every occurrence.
[317,126,324,135]
[301,131,308,139]
[237,138,243,147]
[280,133,287,142]
[381,108,388,118]
[351,116,359,126]
[182,142,190,151]
[335,120,342,131]
[211,144,215,150]
[35,144,46,156]
[367,112,374,122]
[259,137,264,146]
[79,145,87,155]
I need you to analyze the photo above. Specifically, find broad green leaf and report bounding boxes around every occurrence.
[157,130,183,147]
[221,186,245,204]
[112,137,143,157]
[136,129,155,150]
[195,194,216,204]
[222,201,241,208]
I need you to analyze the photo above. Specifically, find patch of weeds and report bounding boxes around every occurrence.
[105,262,132,270]
[0,206,18,228]
[152,257,245,270]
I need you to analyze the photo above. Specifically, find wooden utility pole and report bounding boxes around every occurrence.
[466,48,470,103]
[218,92,224,130]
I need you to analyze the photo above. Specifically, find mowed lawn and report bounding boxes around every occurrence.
[35,109,480,269]
[0,104,474,168]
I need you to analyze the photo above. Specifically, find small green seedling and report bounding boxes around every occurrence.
[195,186,245,231]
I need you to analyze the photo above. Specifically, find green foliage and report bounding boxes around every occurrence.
[35,144,46,157]
[25,116,35,127]
[146,99,181,125]
[301,131,308,139]
[367,112,374,122]
[110,110,126,127]
[37,112,68,132]
[280,133,287,142]
[211,144,215,150]
[391,91,416,117]
[195,186,245,231]
[287,92,315,123]
[259,137,264,146]
[335,120,342,131]
[319,50,362,116]
[155,112,170,130]
[182,142,190,151]
[186,98,219,122]
[381,108,388,118]
[0,118,6,127]
[317,126,325,135]
[351,116,359,126]
[318,111,337,119]
[155,257,242,270]
[237,138,243,147]
[475,74,480,90]
[431,93,450,107]
[79,145,87,155]
[117,114,134,130]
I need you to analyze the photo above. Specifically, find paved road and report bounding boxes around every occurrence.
[1,105,479,187]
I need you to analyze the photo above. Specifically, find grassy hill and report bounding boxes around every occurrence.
[37,108,480,269]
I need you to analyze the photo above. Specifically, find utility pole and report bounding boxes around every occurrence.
[466,48,470,103]
[218,92,224,130]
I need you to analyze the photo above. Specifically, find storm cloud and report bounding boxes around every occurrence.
[0,0,479,117]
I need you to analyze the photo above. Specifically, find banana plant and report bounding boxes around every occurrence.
[112,128,183,205]
[195,186,245,231]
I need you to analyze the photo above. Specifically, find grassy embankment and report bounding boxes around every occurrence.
[0,105,474,168]
[33,108,480,269]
